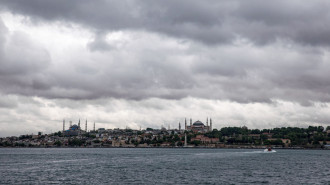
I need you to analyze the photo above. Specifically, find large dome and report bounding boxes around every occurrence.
[193,120,204,126]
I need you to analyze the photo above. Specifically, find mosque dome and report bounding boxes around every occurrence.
[70,124,80,130]
[193,120,204,126]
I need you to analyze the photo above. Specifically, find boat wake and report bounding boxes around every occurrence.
[263,149,276,153]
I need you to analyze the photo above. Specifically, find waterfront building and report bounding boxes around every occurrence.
[191,135,219,144]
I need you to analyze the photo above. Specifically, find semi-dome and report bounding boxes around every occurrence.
[193,120,204,126]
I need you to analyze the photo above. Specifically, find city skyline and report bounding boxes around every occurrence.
[1,1,330,137]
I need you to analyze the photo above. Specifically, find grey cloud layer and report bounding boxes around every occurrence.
[1,1,330,104]
[2,0,330,46]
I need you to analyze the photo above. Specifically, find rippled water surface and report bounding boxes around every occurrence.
[0,148,329,184]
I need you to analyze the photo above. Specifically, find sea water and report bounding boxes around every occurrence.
[0,148,329,184]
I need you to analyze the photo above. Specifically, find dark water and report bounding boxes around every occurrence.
[0,148,329,184]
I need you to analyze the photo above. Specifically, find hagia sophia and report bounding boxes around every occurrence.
[185,118,212,133]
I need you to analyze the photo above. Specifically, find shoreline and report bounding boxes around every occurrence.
[0,146,329,150]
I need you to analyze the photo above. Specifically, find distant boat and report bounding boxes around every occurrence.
[264,147,276,152]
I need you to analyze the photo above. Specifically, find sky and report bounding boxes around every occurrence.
[0,0,330,137]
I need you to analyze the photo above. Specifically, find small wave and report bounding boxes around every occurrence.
[50,159,88,163]
[241,151,265,154]
[195,153,218,156]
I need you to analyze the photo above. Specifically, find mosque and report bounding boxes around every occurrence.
[185,118,212,133]
[63,119,93,136]
[63,119,82,136]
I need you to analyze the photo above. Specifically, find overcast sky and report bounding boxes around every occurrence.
[0,0,330,136]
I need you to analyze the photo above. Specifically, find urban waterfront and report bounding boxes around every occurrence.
[0,148,329,184]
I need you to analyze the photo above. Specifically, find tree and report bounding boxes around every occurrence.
[54,140,62,147]
[54,131,62,137]
[308,126,317,133]
[170,141,175,147]
[251,129,261,134]
[69,139,84,146]
[271,139,283,145]
[191,140,201,146]
[317,126,324,132]
[173,134,180,142]
[260,134,268,141]
[312,140,320,145]
[226,138,236,144]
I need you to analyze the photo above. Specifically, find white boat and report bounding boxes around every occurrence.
[264,147,276,152]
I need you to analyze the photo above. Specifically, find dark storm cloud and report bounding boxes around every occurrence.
[2,0,330,46]
[234,0,330,46]
[0,18,52,97]
[1,0,330,105]
[44,46,195,100]
[0,18,7,56]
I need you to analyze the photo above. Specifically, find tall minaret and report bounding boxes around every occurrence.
[85,119,87,132]
[185,118,187,130]
[210,118,212,131]
[206,117,209,132]
[93,122,95,132]
[63,119,65,133]
[184,133,187,147]
[190,118,192,127]
[179,122,181,131]
[70,121,72,127]
[78,119,81,128]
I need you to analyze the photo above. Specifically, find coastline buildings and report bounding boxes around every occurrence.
[191,135,219,144]
[1,118,328,149]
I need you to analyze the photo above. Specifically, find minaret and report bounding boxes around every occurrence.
[85,119,87,132]
[190,118,192,127]
[210,118,212,131]
[206,117,209,132]
[184,133,187,147]
[185,118,187,130]
[93,122,95,132]
[63,119,65,133]
[179,122,181,131]
[70,121,72,127]
[78,119,81,129]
